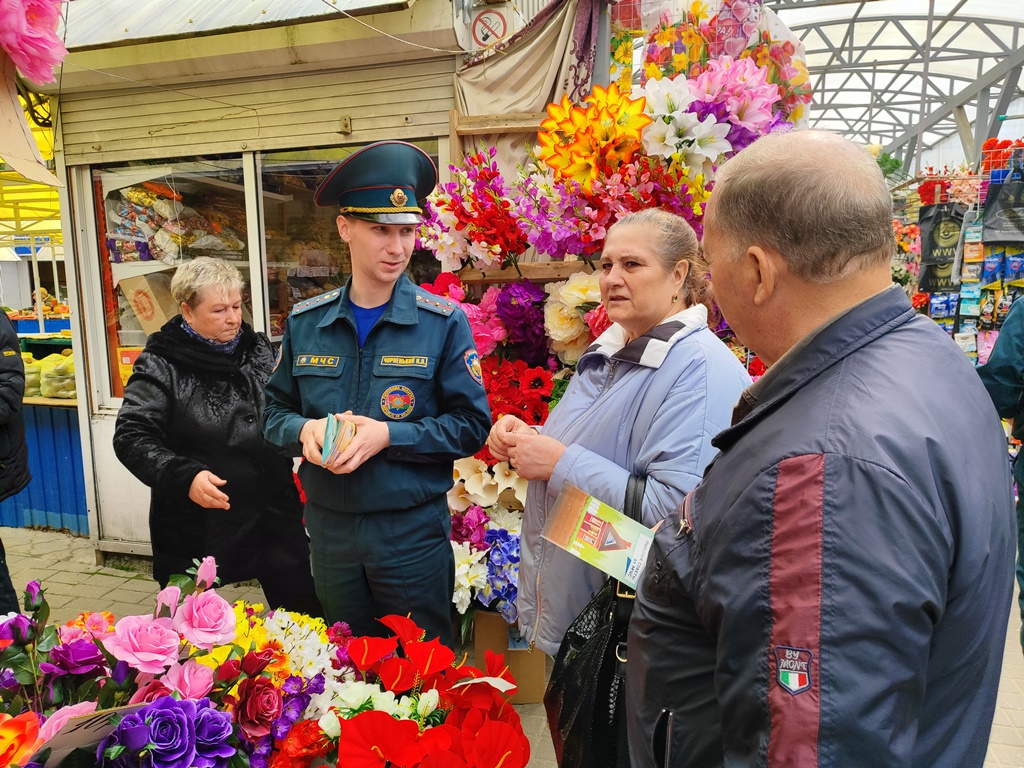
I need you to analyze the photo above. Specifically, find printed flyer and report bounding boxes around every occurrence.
[542,483,654,589]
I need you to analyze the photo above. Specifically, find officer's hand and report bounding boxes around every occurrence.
[504,432,566,481]
[189,470,231,510]
[324,412,390,475]
[487,415,536,461]
[299,418,328,466]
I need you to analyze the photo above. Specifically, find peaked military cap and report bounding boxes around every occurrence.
[313,140,438,224]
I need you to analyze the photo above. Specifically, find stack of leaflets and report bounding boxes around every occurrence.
[321,414,356,467]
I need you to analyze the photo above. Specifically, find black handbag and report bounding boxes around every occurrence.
[543,474,646,768]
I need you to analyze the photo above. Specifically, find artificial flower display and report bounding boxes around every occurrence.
[0,0,67,85]
[0,557,527,768]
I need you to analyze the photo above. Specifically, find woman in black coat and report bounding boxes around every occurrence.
[113,257,321,616]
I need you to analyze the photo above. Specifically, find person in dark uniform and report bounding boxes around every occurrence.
[0,311,30,614]
[263,141,491,646]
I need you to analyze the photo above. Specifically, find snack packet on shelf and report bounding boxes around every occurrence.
[321,414,356,467]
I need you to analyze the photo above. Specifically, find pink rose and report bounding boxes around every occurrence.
[585,304,611,340]
[56,625,89,644]
[39,700,97,742]
[161,659,214,700]
[172,590,235,650]
[104,615,180,674]
[128,676,173,705]
[154,586,180,619]
[195,556,218,591]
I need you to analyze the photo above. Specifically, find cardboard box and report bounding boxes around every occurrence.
[473,609,547,704]
[117,347,144,386]
[118,273,177,336]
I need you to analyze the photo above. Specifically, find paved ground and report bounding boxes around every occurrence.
[5,526,1024,767]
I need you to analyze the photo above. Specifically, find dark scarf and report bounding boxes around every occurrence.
[180,318,242,355]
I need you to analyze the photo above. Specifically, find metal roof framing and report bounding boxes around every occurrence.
[769,2,1024,164]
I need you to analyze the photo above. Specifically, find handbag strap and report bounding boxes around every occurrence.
[623,473,646,523]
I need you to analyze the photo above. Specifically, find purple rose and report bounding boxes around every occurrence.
[0,613,33,644]
[193,699,235,768]
[39,639,107,678]
[144,696,197,768]
[98,711,150,767]
[23,581,43,611]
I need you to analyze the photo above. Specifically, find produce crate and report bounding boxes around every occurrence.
[14,318,71,333]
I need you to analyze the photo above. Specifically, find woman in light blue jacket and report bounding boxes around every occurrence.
[489,208,751,656]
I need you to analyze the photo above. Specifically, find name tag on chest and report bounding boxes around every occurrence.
[379,355,428,368]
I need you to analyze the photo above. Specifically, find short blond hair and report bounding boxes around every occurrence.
[170,257,244,308]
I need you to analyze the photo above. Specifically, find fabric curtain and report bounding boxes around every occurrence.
[454,0,599,176]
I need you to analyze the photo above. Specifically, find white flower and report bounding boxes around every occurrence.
[491,462,529,505]
[452,541,488,614]
[551,331,593,365]
[463,464,499,507]
[318,711,341,739]
[486,506,523,535]
[454,456,488,482]
[369,689,402,716]
[635,77,694,119]
[417,688,440,718]
[679,115,732,177]
[335,680,379,714]
[447,480,474,512]
[642,117,683,160]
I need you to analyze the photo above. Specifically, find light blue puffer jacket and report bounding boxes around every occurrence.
[518,304,751,655]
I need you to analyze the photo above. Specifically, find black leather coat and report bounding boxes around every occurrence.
[113,317,306,585]
[0,312,29,503]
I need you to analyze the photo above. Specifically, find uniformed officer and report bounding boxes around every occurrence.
[263,141,491,646]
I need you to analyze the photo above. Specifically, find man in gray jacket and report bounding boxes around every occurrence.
[626,131,1015,767]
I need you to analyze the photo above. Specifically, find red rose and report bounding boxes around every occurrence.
[234,676,282,741]
[216,658,241,682]
[241,648,277,677]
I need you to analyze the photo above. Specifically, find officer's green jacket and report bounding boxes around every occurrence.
[263,275,491,513]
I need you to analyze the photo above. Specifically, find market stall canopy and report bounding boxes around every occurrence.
[773,0,1024,164]
[57,0,413,49]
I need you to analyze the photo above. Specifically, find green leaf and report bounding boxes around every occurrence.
[35,624,59,654]
[33,601,50,631]
[167,574,197,595]
[227,750,250,768]
[8,650,37,685]
[460,610,475,647]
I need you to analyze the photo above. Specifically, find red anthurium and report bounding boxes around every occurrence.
[483,651,517,688]
[379,615,425,646]
[418,752,470,768]
[348,636,399,671]
[404,639,455,679]
[337,710,419,768]
[378,656,419,693]
[394,721,460,766]
[466,720,530,768]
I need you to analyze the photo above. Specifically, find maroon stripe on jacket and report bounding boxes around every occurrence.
[767,454,825,766]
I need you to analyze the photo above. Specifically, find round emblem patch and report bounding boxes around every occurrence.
[390,188,408,207]
[272,346,283,373]
[381,385,415,420]
[464,350,483,386]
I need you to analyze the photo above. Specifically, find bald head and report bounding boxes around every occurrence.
[708,130,895,283]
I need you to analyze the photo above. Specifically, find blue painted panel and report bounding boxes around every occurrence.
[0,405,88,535]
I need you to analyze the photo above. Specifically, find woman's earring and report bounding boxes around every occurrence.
[672,294,679,303]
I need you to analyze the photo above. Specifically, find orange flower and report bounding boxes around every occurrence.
[0,712,42,768]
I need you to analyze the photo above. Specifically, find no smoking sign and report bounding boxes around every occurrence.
[472,10,507,47]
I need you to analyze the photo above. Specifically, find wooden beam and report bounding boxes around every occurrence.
[458,260,593,285]
[454,112,547,136]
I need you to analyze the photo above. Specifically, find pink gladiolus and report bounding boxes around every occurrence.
[38,700,97,742]
[104,615,180,675]
[161,659,215,700]
[0,0,68,85]
[172,590,235,650]
[195,556,217,590]
[154,585,180,619]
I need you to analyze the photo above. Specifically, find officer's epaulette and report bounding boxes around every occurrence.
[292,289,341,315]
[415,289,456,316]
